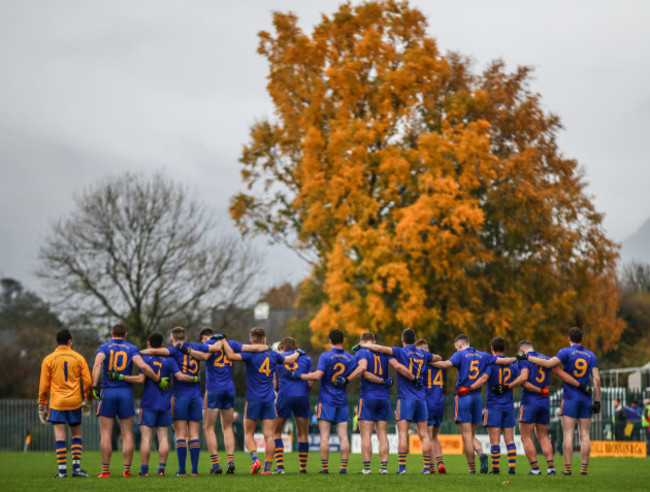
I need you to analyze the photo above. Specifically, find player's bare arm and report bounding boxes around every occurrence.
[432,360,453,369]
[388,359,416,380]
[283,351,300,364]
[507,368,529,389]
[526,355,560,369]
[346,364,366,382]
[551,366,581,387]
[359,341,393,356]
[175,371,199,383]
[300,369,324,381]
[427,354,443,365]
[592,367,601,400]
[140,347,170,357]
[495,356,517,365]
[220,340,243,361]
[133,354,160,382]
[91,352,106,387]
[468,372,489,391]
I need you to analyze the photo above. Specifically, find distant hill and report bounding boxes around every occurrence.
[620,218,650,266]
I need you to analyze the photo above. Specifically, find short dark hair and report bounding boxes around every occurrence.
[401,329,416,345]
[454,334,470,346]
[360,332,375,343]
[111,323,127,338]
[278,336,298,351]
[517,339,533,351]
[568,327,583,343]
[148,332,163,348]
[199,327,214,339]
[250,327,266,343]
[329,329,344,345]
[490,336,506,353]
[56,329,72,345]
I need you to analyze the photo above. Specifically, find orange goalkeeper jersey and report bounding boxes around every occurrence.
[39,346,92,410]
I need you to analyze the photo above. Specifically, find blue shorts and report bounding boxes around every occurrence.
[455,392,482,424]
[484,407,516,428]
[561,399,592,419]
[519,403,550,425]
[276,396,311,419]
[140,408,172,428]
[396,398,427,423]
[97,387,134,419]
[172,396,203,422]
[358,398,391,421]
[206,390,236,410]
[317,403,349,424]
[48,408,81,426]
[245,400,276,421]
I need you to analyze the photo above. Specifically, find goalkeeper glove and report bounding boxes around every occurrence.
[210,334,226,341]
[332,376,349,388]
[383,377,393,389]
[515,352,528,361]
[106,369,124,381]
[540,386,550,397]
[38,406,48,425]
[158,377,170,392]
[491,384,509,395]
[177,343,192,355]
[457,386,471,397]
[81,401,91,418]
[413,376,424,390]
[90,386,103,400]
[288,370,302,381]
[351,344,361,354]
[193,375,200,383]
[296,348,306,356]
[578,383,593,395]
[591,401,601,414]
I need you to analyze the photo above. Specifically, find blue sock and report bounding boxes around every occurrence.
[158,462,166,475]
[189,440,200,474]
[176,440,187,474]
[249,450,258,461]
[140,465,149,476]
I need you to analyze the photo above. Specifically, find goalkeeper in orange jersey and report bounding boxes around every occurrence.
[38,329,93,478]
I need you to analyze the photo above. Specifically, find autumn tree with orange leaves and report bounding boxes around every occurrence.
[231,1,623,355]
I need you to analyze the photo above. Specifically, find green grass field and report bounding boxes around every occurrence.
[1,451,649,491]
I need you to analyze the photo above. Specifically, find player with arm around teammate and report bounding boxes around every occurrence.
[299,329,365,475]
[38,329,93,478]
[520,327,601,476]
[91,323,160,478]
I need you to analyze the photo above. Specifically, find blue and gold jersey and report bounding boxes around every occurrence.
[140,355,179,412]
[356,348,392,399]
[276,350,313,399]
[424,365,445,413]
[519,351,551,406]
[241,350,285,402]
[316,348,358,407]
[556,345,598,402]
[449,347,495,392]
[392,345,433,400]
[485,356,519,410]
[203,339,243,392]
[98,339,140,389]
[167,343,207,398]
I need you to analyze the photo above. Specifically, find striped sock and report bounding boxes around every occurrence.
[468,461,476,474]
[158,462,166,475]
[264,459,273,472]
[176,439,187,474]
[398,452,407,472]
[581,462,588,475]
[210,454,220,466]
[321,458,328,473]
[476,448,484,457]
[189,440,200,474]
[249,450,258,461]
[274,438,284,469]
[56,440,67,475]
[491,444,500,472]
[71,437,82,471]
[340,457,348,473]
[298,442,309,472]
[380,460,388,472]
[506,443,516,471]
[530,460,539,471]
[102,463,110,475]
[423,455,431,471]
[140,465,149,476]
[564,463,572,475]
[547,458,555,472]
[363,460,371,471]
[124,463,131,475]
[436,456,444,468]
[227,454,234,463]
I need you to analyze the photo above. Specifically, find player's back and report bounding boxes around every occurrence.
[40,347,90,410]
[317,348,358,407]
[392,345,432,400]
[520,351,550,406]
[167,344,204,398]
[276,351,312,399]
[556,345,597,402]
[141,354,176,411]
[241,350,283,402]
[424,365,445,411]
[449,347,494,393]
[485,357,519,409]
[99,338,140,389]
[204,339,242,391]
[357,348,391,399]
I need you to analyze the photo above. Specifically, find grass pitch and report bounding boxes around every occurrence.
[1,450,648,491]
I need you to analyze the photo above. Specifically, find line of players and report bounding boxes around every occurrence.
[38,323,600,478]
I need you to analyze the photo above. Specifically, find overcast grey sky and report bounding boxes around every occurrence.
[1,0,649,297]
